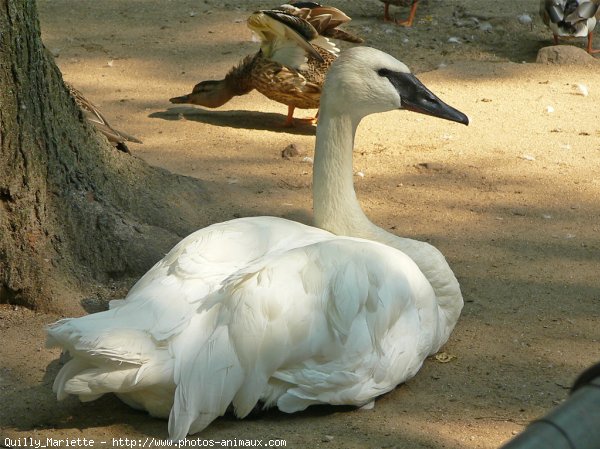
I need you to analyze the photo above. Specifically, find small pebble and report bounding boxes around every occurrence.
[575,83,589,96]
[520,154,535,161]
[322,435,334,442]
[545,105,555,113]
[454,19,469,27]
[517,14,532,25]
[479,22,493,32]
[301,156,313,165]
[448,37,462,44]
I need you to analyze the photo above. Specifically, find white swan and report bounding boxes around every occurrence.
[47,47,469,442]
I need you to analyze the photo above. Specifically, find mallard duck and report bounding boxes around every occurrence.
[539,0,600,53]
[48,46,468,441]
[67,84,142,153]
[170,4,361,126]
[381,0,420,27]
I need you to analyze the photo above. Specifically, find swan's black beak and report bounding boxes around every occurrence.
[381,70,469,125]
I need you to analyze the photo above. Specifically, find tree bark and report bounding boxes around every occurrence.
[0,0,212,312]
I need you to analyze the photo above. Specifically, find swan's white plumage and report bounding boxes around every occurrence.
[48,47,466,441]
[48,217,333,422]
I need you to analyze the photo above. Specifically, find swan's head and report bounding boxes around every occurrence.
[321,47,469,125]
[169,80,232,108]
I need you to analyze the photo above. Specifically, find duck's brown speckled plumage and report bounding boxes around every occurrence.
[246,46,336,111]
[221,54,259,97]
[170,4,358,125]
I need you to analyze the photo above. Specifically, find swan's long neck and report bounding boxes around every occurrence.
[312,110,463,340]
[313,111,403,243]
[313,114,373,235]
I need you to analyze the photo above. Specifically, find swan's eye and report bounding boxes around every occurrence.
[377,69,408,93]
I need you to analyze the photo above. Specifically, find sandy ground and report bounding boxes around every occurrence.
[2,1,600,448]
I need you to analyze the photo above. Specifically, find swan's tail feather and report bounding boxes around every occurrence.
[63,366,150,397]
[53,358,92,400]
[48,323,157,366]
[52,354,173,399]
[48,315,175,410]
[47,289,197,348]
[168,326,244,441]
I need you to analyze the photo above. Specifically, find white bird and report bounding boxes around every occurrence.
[47,47,469,442]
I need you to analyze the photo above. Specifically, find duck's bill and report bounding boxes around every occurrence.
[169,95,190,104]
[396,73,469,126]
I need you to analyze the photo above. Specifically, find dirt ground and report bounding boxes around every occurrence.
[2,0,599,448]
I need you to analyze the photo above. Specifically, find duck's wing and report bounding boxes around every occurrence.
[284,3,364,43]
[169,237,445,440]
[67,84,142,153]
[247,10,324,69]
[541,0,599,36]
[540,0,565,23]
[565,0,600,22]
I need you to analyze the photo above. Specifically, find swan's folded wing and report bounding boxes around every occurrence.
[125,217,333,307]
[188,238,437,419]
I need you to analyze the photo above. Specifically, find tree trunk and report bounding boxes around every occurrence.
[0,0,212,312]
